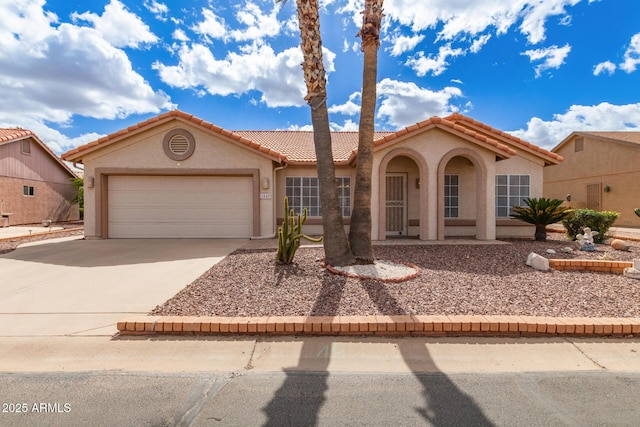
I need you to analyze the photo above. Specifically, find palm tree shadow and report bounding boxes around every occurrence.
[261,274,346,426]
[362,281,494,426]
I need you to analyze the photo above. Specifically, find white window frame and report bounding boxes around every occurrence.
[444,174,459,218]
[285,176,351,217]
[23,185,35,197]
[495,174,530,218]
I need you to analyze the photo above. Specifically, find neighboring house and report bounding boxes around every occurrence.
[544,131,640,228]
[0,128,79,226]
[61,110,562,240]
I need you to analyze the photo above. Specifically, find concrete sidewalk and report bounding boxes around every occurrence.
[1,335,639,374]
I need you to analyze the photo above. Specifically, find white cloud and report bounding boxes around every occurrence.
[330,119,359,131]
[71,0,158,48]
[0,0,173,152]
[593,61,616,76]
[172,29,189,42]
[406,43,465,76]
[328,92,361,115]
[518,0,580,44]
[229,2,281,42]
[193,8,228,41]
[194,2,285,44]
[379,0,580,45]
[470,34,491,53]
[375,78,463,128]
[144,0,169,21]
[510,102,640,150]
[620,33,640,73]
[154,42,338,108]
[388,33,425,57]
[521,43,571,77]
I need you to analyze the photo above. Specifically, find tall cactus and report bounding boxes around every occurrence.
[634,208,640,218]
[276,197,323,264]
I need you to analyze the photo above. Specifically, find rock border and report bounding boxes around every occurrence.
[323,260,421,283]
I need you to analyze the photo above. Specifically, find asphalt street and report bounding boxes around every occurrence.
[1,370,640,426]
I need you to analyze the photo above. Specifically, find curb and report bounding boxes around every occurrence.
[0,227,84,243]
[118,315,640,337]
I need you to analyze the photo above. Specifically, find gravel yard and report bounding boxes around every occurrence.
[151,233,640,318]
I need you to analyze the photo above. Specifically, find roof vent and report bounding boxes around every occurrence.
[163,129,195,161]
[169,134,190,155]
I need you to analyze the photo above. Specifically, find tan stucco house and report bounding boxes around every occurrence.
[61,110,562,240]
[544,131,640,228]
[1,128,79,226]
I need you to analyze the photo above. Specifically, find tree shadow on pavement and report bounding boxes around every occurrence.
[261,274,346,426]
[261,272,494,426]
[362,281,494,426]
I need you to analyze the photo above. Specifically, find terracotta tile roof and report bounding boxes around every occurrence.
[374,115,517,157]
[0,128,34,143]
[234,130,393,164]
[445,113,563,164]
[62,110,566,166]
[62,110,287,163]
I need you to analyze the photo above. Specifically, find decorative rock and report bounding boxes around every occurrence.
[546,249,556,254]
[623,259,640,279]
[526,252,549,271]
[611,239,630,251]
[624,268,640,279]
[560,247,574,253]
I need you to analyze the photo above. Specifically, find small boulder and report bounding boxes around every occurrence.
[546,249,556,254]
[526,252,549,271]
[611,239,630,251]
[560,247,574,254]
[624,268,640,280]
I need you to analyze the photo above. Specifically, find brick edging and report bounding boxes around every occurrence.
[117,315,640,337]
[549,259,633,274]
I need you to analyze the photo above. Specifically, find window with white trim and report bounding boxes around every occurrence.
[285,176,351,217]
[495,175,530,217]
[444,174,459,218]
[23,185,34,196]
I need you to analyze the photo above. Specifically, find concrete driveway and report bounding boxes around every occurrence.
[0,238,247,336]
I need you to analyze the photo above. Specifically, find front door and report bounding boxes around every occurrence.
[386,174,406,236]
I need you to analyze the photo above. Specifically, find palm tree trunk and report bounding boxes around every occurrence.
[349,0,384,263]
[295,0,354,266]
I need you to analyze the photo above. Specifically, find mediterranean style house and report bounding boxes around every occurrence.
[1,128,79,226]
[544,131,640,228]
[61,110,562,240]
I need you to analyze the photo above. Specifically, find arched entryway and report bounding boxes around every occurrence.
[437,148,491,240]
[378,148,429,240]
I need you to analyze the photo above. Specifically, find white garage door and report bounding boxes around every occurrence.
[108,175,253,238]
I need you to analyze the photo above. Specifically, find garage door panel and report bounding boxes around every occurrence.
[108,176,253,238]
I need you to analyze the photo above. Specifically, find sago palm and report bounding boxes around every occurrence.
[511,197,573,241]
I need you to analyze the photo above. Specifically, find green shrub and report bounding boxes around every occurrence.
[634,208,640,218]
[510,197,573,241]
[561,209,619,243]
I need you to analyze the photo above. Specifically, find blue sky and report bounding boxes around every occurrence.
[1,0,639,155]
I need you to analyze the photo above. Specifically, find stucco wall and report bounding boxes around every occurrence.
[81,120,276,238]
[544,135,640,227]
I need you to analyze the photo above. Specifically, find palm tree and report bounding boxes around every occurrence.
[511,197,573,241]
[279,0,354,266]
[349,0,384,263]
